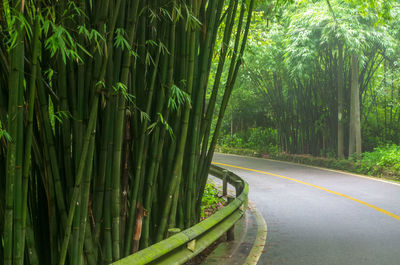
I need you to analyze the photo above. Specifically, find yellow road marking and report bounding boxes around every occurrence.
[244,201,267,265]
[212,162,400,222]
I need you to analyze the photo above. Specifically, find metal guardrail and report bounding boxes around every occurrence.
[113,165,249,265]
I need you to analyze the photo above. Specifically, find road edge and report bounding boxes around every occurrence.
[243,201,267,265]
[204,172,267,265]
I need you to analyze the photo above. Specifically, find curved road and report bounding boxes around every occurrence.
[212,153,400,265]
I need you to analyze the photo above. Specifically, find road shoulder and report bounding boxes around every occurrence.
[201,201,267,265]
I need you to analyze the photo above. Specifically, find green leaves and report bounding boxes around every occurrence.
[78,26,105,54]
[146,113,174,139]
[168,84,191,111]
[5,8,32,50]
[112,82,135,104]
[114,28,139,59]
[43,19,89,63]
[114,28,131,50]
[359,145,400,177]
[200,183,225,219]
[52,111,72,124]
[0,121,11,143]
[184,4,202,30]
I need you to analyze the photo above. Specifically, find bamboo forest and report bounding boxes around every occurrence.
[1,0,399,265]
[218,0,400,178]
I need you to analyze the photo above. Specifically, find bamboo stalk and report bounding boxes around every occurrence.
[58,94,99,265]
[18,14,41,265]
[185,0,225,227]
[61,1,122,262]
[111,0,139,256]
[12,44,24,265]
[25,214,39,265]
[102,98,116,264]
[76,128,96,265]
[156,1,189,242]
[1,2,255,264]
[198,0,235,177]
[138,45,161,249]
[37,65,68,229]
[202,0,255,206]
[93,30,117,258]
[71,193,82,265]
[4,2,24,263]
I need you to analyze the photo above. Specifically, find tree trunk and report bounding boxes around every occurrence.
[349,53,361,157]
[337,43,344,159]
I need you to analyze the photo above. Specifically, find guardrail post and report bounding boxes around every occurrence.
[167,228,181,237]
[232,179,243,196]
[188,240,196,252]
[222,170,228,196]
[226,196,235,241]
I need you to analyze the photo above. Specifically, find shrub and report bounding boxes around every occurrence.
[218,127,278,154]
[200,184,226,219]
[360,145,400,177]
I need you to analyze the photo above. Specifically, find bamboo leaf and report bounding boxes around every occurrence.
[0,125,12,142]
[114,28,131,50]
[168,84,191,111]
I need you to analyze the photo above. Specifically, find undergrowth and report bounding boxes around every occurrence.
[357,145,400,178]
[200,183,226,220]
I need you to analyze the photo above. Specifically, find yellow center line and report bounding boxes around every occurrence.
[212,161,400,222]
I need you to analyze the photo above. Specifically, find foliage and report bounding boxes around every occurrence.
[219,0,400,159]
[237,145,400,181]
[0,121,11,142]
[216,145,263,157]
[215,146,400,181]
[218,127,278,153]
[218,0,400,180]
[0,0,255,264]
[200,184,226,219]
[358,145,400,177]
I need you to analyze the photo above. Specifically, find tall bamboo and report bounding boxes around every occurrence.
[19,14,41,265]
[185,0,221,228]
[1,1,255,263]
[4,2,24,264]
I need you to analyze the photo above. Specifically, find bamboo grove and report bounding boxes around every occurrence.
[239,0,399,158]
[0,0,255,264]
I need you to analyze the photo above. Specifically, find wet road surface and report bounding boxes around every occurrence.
[212,153,400,265]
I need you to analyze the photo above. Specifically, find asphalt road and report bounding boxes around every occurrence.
[212,153,400,265]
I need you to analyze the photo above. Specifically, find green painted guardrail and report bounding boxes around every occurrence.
[112,165,249,265]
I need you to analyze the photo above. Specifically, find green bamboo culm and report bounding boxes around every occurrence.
[4,1,25,265]
[0,0,255,264]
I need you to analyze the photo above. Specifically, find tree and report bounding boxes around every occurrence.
[225,0,400,158]
[0,0,255,264]
[349,53,362,157]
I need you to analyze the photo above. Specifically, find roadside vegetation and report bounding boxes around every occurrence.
[215,0,400,181]
[200,184,226,220]
[217,143,400,181]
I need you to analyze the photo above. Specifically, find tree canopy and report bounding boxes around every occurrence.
[218,0,400,159]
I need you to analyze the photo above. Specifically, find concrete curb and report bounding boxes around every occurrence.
[200,199,267,265]
[243,201,267,265]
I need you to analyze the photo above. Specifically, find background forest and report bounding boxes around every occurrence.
[216,0,400,177]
